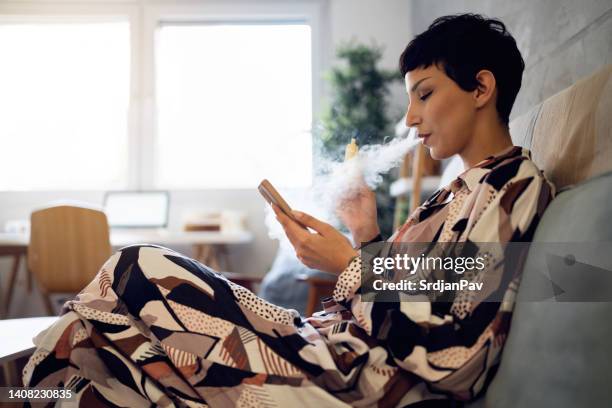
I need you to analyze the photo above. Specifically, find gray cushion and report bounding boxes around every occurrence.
[482,170,612,407]
[258,246,334,316]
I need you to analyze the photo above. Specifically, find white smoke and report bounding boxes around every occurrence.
[265,128,420,249]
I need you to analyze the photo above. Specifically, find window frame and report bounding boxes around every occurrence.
[0,0,326,191]
[0,1,141,191]
[142,2,324,190]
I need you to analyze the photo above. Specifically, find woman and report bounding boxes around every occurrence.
[24,14,554,407]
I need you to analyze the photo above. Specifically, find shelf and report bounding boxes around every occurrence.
[390,176,442,197]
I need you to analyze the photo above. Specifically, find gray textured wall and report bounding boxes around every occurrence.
[408,0,612,118]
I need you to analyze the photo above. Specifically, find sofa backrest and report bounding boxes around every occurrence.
[482,65,612,407]
[484,169,612,407]
[509,64,612,189]
[454,65,612,407]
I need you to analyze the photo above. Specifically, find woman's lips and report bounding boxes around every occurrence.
[418,133,432,144]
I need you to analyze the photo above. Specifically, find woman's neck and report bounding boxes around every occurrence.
[460,119,514,169]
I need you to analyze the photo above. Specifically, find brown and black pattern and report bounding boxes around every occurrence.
[23,146,554,407]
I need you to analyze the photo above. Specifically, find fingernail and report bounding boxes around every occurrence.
[292,210,301,219]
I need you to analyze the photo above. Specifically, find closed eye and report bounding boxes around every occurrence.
[419,90,433,101]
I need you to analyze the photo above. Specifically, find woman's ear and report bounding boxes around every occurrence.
[473,69,497,109]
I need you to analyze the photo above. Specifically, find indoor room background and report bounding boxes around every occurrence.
[0,0,610,318]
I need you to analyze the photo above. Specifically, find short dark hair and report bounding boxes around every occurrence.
[399,13,524,125]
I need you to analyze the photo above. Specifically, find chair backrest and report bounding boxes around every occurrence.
[28,205,112,293]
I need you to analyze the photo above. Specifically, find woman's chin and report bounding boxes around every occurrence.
[428,146,454,161]
[425,145,445,160]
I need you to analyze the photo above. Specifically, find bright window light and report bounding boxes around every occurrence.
[0,21,130,191]
[156,23,312,189]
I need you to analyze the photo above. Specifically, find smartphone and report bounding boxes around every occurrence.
[258,179,301,223]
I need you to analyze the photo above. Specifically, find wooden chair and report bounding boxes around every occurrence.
[218,271,262,293]
[28,205,112,315]
[297,274,336,316]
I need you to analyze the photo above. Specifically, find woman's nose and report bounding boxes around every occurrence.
[405,104,421,127]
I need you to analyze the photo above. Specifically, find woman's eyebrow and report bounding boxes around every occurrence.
[410,77,432,92]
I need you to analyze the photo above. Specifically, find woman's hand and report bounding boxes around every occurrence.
[335,179,380,245]
[272,205,358,275]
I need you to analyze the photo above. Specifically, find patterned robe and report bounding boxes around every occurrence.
[23,146,554,407]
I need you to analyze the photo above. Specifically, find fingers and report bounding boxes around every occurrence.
[272,204,309,247]
[273,205,351,272]
[291,211,332,235]
[273,205,322,265]
[272,204,294,230]
[349,179,372,196]
[271,204,289,227]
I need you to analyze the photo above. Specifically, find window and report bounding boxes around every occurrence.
[0,2,323,191]
[0,20,130,190]
[155,23,313,189]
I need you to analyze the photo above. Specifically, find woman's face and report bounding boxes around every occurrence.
[404,64,477,160]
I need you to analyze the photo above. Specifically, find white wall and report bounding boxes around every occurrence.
[408,0,612,120]
[0,0,413,317]
[327,0,412,120]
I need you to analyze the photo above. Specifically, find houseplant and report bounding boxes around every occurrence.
[317,42,401,236]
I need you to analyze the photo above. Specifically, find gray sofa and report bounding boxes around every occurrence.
[467,65,612,407]
[469,170,612,407]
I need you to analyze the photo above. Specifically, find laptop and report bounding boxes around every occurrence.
[103,191,170,230]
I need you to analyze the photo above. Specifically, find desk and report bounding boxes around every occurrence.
[0,229,253,247]
[0,316,58,386]
[0,245,28,319]
[110,230,254,272]
[0,230,253,317]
